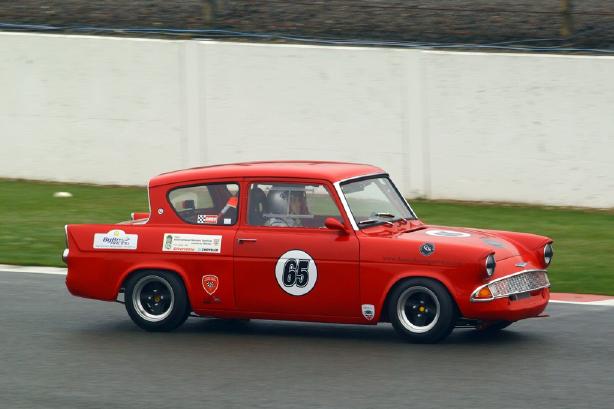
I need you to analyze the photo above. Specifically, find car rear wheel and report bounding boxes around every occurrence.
[125,270,190,332]
[388,278,457,343]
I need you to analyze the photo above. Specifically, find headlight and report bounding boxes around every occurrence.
[485,254,496,277]
[544,243,554,266]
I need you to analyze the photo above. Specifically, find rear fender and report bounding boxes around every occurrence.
[115,262,192,301]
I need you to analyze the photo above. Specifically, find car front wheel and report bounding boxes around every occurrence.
[388,278,457,343]
[125,270,190,332]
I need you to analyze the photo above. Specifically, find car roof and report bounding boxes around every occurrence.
[149,161,385,187]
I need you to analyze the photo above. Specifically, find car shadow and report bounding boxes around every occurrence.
[170,317,540,346]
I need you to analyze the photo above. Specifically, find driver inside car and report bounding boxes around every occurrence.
[264,186,310,227]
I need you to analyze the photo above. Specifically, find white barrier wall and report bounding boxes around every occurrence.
[1,32,613,208]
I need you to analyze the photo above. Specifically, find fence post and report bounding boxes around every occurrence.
[203,0,218,26]
[560,0,574,37]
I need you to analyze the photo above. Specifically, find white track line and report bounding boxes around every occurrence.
[0,264,67,275]
[550,299,614,306]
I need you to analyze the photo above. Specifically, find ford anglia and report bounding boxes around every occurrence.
[64,161,553,343]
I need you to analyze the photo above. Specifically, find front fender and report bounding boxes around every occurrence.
[360,263,461,323]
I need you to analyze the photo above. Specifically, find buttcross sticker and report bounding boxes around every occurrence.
[202,275,219,295]
[275,250,318,296]
[93,229,138,250]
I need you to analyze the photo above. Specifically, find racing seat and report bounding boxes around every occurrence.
[218,196,238,224]
[248,186,267,225]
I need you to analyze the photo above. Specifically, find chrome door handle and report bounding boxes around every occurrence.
[237,238,257,244]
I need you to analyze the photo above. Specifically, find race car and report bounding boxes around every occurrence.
[64,161,553,343]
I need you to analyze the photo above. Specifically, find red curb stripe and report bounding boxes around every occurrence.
[551,292,614,302]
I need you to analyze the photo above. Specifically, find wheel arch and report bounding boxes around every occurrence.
[115,262,192,300]
[377,272,459,323]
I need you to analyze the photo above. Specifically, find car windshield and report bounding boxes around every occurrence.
[340,176,415,228]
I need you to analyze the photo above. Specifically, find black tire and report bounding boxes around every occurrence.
[388,278,457,343]
[478,320,514,332]
[124,270,190,332]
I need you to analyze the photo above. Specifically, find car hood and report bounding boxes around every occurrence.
[360,222,550,267]
[397,225,521,261]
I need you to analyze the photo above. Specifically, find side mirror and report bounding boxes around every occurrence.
[325,217,348,233]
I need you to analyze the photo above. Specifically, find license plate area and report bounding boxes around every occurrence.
[510,291,531,301]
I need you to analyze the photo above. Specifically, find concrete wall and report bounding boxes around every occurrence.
[1,32,613,207]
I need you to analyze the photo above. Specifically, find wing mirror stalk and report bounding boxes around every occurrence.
[324,217,349,234]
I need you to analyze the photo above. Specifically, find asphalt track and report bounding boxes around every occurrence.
[1,270,613,409]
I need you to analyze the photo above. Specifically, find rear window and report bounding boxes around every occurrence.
[168,183,239,225]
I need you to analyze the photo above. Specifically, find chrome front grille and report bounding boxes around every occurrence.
[489,270,550,298]
[471,270,550,302]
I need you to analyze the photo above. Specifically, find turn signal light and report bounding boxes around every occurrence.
[476,287,493,299]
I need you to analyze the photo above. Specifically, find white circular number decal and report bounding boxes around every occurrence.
[425,229,471,238]
[275,250,318,296]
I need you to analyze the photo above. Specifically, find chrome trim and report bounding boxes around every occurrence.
[132,275,175,322]
[485,253,496,277]
[397,285,441,333]
[333,179,365,231]
[333,172,418,231]
[470,269,550,303]
[544,243,553,266]
[147,180,153,218]
[63,225,69,260]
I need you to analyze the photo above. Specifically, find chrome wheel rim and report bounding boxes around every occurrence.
[132,275,175,322]
[397,286,440,333]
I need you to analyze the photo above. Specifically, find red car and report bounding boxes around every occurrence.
[64,161,553,343]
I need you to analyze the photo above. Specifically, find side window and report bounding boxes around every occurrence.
[248,182,341,228]
[168,183,239,225]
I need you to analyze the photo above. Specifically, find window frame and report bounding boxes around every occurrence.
[244,179,349,231]
[166,181,241,226]
[338,174,417,230]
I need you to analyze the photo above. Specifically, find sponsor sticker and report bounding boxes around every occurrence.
[202,275,219,295]
[162,233,222,253]
[275,250,318,296]
[362,304,375,321]
[223,218,232,225]
[425,229,471,238]
[197,214,218,224]
[420,242,436,256]
[93,229,138,250]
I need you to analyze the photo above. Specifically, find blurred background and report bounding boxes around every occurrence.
[0,1,612,293]
[2,1,614,49]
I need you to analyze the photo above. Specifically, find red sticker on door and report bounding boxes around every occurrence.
[202,275,219,295]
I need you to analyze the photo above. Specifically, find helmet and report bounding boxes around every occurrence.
[266,185,308,216]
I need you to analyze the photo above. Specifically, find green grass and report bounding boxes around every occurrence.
[1,179,612,295]
[0,180,148,267]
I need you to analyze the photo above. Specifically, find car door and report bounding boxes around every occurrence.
[165,180,240,310]
[234,179,360,319]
